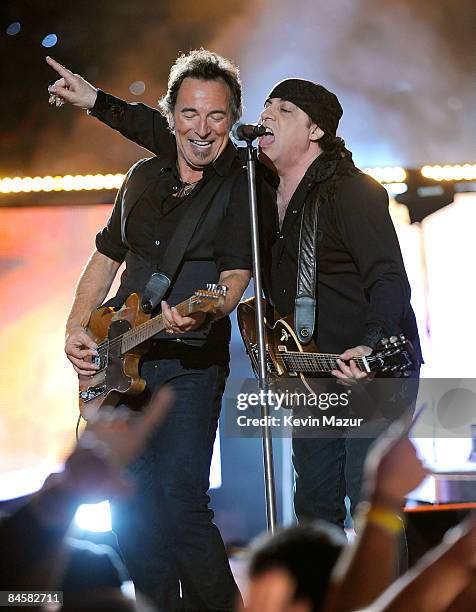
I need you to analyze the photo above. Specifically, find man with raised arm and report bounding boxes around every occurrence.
[48,51,255,611]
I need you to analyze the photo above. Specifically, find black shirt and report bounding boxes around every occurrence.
[95,134,251,349]
[90,90,420,359]
[265,155,418,355]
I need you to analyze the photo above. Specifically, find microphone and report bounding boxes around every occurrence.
[231,123,270,142]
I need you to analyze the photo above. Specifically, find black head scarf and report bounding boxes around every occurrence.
[266,78,343,136]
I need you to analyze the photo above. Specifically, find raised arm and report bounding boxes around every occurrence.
[325,427,428,611]
[0,388,171,590]
[46,56,173,154]
[371,518,476,612]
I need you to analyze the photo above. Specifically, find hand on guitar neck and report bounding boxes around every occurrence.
[332,344,375,386]
[237,298,416,390]
[161,300,207,334]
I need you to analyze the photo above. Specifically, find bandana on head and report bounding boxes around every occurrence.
[266,78,343,136]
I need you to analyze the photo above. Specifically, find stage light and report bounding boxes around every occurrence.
[1,167,475,197]
[0,173,124,194]
[364,166,407,183]
[0,465,62,501]
[383,182,408,196]
[6,22,21,36]
[421,164,476,182]
[129,81,146,95]
[42,34,58,48]
[74,500,112,533]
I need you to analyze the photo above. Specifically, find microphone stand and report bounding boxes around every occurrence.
[243,140,277,533]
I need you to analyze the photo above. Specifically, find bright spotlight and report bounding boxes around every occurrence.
[74,500,112,533]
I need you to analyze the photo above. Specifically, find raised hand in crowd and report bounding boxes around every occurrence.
[325,420,428,611]
[0,388,172,593]
[371,516,476,611]
[362,421,429,508]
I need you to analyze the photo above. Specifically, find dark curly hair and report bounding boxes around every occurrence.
[318,132,353,160]
[159,49,242,129]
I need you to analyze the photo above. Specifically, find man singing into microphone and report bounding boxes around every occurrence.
[255,79,421,525]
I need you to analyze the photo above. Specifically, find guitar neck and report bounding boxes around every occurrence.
[281,351,370,374]
[120,298,198,354]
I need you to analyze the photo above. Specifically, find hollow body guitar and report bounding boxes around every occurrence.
[237,297,415,395]
[78,286,226,420]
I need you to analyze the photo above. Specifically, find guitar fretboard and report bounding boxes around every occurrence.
[120,297,198,354]
[279,351,371,373]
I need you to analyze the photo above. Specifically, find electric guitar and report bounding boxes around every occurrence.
[237,297,416,394]
[78,285,226,420]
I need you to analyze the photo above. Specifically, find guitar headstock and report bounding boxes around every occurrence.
[206,283,228,296]
[370,335,417,373]
[190,285,228,314]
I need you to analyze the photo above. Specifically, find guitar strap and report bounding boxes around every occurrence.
[294,157,350,344]
[294,191,319,344]
[138,160,244,312]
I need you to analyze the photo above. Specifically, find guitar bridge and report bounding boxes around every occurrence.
[79,385,106,403]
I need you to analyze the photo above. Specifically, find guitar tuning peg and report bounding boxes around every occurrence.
[389,336,398,344]
[399,334,406,341]
[381,337,389,348]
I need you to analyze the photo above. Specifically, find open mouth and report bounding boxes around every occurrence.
[189,139,213,150]
[259,127,275,148]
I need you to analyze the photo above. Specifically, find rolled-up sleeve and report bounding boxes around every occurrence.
[95,179,127,263]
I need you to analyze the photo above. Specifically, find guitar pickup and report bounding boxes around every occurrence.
[92,354,107,369]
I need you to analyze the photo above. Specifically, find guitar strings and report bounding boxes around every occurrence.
[268,352,372,374]
[89,297,205,367]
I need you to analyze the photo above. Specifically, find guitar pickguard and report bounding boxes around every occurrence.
[79,288,225,419]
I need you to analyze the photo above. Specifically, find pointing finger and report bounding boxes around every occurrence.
[46,56,74,79]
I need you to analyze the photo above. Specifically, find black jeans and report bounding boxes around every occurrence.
[292,372,420,528]
[110,342,238,611]
[293,435,375,527]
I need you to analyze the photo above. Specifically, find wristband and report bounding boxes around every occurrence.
[357,503,404,535]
